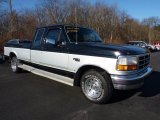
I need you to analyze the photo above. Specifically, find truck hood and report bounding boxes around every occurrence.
[68,43,148,58]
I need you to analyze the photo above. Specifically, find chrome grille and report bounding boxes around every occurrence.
[138,54,150,69]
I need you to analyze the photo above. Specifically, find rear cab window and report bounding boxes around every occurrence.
[32,28,45,50]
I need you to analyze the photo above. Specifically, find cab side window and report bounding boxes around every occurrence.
[46,29,61,46]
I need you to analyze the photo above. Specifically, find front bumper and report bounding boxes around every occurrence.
[111,67,152,90]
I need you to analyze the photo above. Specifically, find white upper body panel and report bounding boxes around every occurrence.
[4,47,118,74]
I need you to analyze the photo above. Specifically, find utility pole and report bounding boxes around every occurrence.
[75,6,78,43]
[148,28,151,44]
[8,0,13,15]
[8,0,13,37]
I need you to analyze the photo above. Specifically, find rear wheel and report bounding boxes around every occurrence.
[81,69,113,104]
[2,55,5,61]
[11,56,21,73]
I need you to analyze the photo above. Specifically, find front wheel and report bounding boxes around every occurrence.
[11,56,21,73]
[81,69,113,104]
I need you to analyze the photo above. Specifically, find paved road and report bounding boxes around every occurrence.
[0,52,160,120]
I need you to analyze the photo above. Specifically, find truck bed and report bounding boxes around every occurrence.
[5,39,31,49]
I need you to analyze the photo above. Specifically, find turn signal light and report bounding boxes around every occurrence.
[117,65,137,71]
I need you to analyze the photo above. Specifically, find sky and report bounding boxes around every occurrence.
[106,0,160,21]
[12,0,160,21]
[12,0,38,10]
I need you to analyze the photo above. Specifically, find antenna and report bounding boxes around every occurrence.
[75,6,78,44]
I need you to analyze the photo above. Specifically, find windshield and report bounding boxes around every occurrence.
[128,42,146,46]
[140,42,147,46]
[65,26,103,43]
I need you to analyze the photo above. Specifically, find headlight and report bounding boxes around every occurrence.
[117,56,138,71]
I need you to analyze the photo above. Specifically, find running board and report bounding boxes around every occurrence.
[18,64,74,86]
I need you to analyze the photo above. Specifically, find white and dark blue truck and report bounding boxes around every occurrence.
[4,25,152,103]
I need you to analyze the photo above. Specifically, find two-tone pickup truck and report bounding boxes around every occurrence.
[4,25,152,103]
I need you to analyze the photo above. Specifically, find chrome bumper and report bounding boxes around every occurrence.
[111,67,152,90]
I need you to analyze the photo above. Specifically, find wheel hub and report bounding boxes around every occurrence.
[11,60,16,69]
[84,76,103,99]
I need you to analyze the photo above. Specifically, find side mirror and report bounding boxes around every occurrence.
[57,40,66,47]
[61,41,66,46]
[43,38,46,43]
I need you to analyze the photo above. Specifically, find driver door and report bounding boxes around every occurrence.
[40,28,68,71]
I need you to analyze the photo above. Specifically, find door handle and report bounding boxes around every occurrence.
[73,58,80,62]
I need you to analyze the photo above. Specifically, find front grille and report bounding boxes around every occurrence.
[138,54,150,69]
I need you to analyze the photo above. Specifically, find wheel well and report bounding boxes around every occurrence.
[74,65,108,86]
[9,52,16,59]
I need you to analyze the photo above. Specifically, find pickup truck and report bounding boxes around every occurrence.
[127,41,156,52]
[4,25,152,104]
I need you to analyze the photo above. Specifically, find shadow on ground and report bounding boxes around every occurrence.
[139,71,160,97]
[0,54,5,64]
[110,71,160,103]
[0,59,5,64]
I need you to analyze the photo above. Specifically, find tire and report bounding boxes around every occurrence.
[2,55,5,62]
[81,69,113,104]
[11,56,21,73]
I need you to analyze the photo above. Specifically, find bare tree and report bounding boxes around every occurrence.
[142,17,160,43]
[40,0,70,24]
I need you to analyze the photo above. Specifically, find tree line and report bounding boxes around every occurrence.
[0,0,160,49]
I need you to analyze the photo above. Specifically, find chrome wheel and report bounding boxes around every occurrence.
[81,70,113,104]
[11,57,17,72]
[84,76,103,99]
[11,57,20,73]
